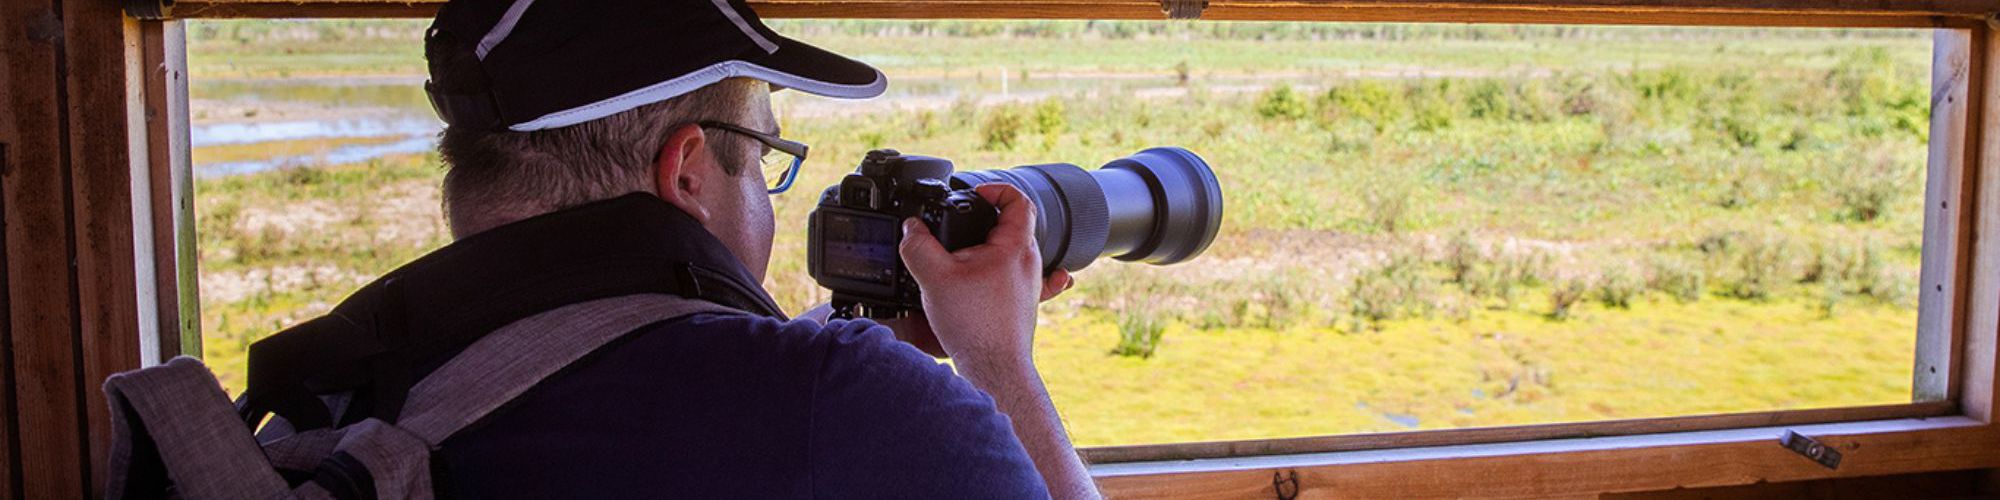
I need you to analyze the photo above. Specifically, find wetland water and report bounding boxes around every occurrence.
[192,71,1346,176]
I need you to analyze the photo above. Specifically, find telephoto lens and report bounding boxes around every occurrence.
[950,147,1224,273]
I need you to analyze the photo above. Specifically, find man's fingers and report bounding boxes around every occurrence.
[973,183,1037,246]
[900,218,953,274]
[1039,269,1073,302]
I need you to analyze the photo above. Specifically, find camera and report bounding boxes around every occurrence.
[808,147,1224,319]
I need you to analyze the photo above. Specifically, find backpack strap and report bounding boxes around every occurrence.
[103,357,293,499]
[395,292,737,443]
[102,293,736,500]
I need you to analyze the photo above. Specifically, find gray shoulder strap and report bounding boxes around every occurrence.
[395,293,738,443]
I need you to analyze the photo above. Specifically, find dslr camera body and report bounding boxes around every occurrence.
[810,147,1225,320]
[808,150,997,319]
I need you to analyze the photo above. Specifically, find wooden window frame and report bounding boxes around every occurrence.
[128,1,2000,497]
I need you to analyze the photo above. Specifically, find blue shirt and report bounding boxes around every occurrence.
[437,313,1051,499]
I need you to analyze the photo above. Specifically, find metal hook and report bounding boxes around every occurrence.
[1272,469,1300,500]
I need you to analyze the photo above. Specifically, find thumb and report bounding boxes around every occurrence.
[899,218,953,276]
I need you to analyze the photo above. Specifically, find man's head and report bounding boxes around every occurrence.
[422,0,884,280]
[438,78,780,279]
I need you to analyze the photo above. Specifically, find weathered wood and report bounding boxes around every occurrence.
[1967,21,2000,423]
[1,0,89,496]
[68,4,144,494]
[1083,401,1953,463]
[172,0,1992,27]
[1093,418,2000,498]
[1917,29,1974,404]
[0,5,21,500]
[139,20,197,364]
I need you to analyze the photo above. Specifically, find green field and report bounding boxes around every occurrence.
[190,20,1931,446]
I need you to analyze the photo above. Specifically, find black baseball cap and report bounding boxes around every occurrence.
[425,0,887,132]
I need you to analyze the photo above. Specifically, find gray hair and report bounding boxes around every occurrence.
[438,78,763,237]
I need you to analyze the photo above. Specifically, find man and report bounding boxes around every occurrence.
[329,0,1095,497]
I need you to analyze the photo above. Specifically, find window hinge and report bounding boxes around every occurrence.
[1161,0,1208,20]
[124,0,174,20]
[1780,430,1842,470]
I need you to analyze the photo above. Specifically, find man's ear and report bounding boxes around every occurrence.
[653,123,713,223]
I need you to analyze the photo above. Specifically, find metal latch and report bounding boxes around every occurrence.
[1161,0,1208,20]
[124,0,175,20]
[1780,430,1842,469]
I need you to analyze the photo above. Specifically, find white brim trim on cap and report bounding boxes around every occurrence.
[508,60,887,132]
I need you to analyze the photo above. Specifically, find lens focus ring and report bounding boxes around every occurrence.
[1025,164,1110,272]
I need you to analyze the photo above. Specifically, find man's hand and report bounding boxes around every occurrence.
[897,183,1101,500]
[898,184,1070,366]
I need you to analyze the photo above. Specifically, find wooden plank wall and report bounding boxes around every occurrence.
[0,2,152,498]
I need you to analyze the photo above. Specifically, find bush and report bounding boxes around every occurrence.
[1468,248,1549,307]
[1850,245,1903,304]
[1647,258,1706,303]
[1323,80,1404,132]
[1364,185,1412,234]
[1256,84,1309,120]
[1723,234,1791,300]
[1444,231,1480,284]
[1466,79,1513,120]
[1595,267,1640,309]
[1348,255,1433,330]
[1547,279,1588,320]
[1830,147,1913,223]
[980,105,1028,150]
[1407,80,1458,132]
[1111,307,1167,359]
[1032,99,1068,150]
[1251,279,1308,329]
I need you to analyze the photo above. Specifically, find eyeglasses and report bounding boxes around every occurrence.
[699,121,809,194]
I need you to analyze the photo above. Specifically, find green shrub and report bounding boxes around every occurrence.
[1466,248,1549,308]
[1323,80,1404,132]
[1407,80,1458,132]
[1800,242,1856,284]
[1647,258,1706,303]
[980,105,1028,150]
[1111,307,1167,359]
[1817,277,1846,318]
[1363,185,1412,234]
[1444,231,1480,284]
[1851,245,1903,304]
[200,199,245,242]
[1256,84,1309,120]
[1547,279,1589,320]
[1032,98,1068,150]
[1466,79,1513,120]
[1348,255,1433,330]
[1723,234,1791,300]
[1830,147,1914,223]
[1252,279,1308,329]
[1595,267,1640,309]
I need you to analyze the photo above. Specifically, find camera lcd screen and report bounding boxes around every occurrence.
[820,212,903,286]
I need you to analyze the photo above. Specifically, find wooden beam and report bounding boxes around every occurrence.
[170,0,1993,27]
[1082,401,1953,463]
[1968,19,2000,423]
[1093,418,2000,498]
[0,3,25,499]
[1,0,89,496]
[69,4,143,496]
[1916,28,1976,404]
[138,20,197,364]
